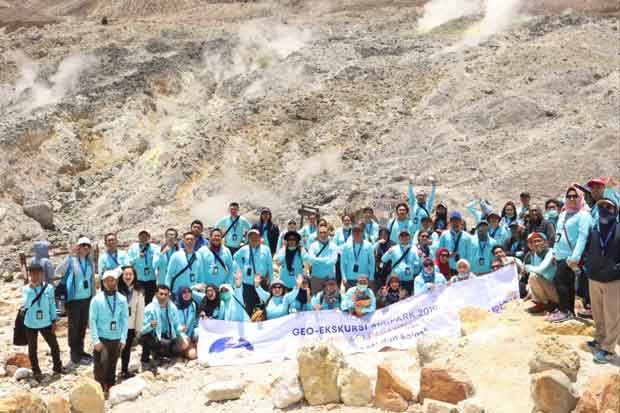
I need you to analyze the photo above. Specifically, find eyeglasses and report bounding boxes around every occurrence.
[272,286,283,290]
[419,235,429,239]
[424,264,433,268]
[566,194,579,199]
[440,254,449,258]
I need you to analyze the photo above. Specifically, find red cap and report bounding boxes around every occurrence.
[587,177,606,187]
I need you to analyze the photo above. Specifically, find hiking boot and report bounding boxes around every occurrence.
[547,310,573,323]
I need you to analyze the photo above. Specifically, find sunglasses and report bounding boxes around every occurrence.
[419,235,429,239]
[440,254,449,258]
[566,194,579,199]
[272,285,283,289]
[424,264,433,268]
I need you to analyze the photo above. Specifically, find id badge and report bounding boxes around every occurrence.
[246,268,252,276]
[110,321,117,331]
[213,265,219,274]
[405,267,411,276]
[36,310,44,320]
[479,257,485,266]
[145,268,150,275]
[190,273,196,282]
[232,233,238,242]
[353,264,359,273]
[83,280,89,289]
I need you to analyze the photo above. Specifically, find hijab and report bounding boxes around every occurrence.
[435,247,451,279]
[199,284,220,318]
[563,185,589,214]
[176,285,193,310]
[385,275,401,305]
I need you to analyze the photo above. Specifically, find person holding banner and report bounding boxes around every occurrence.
[216,276,250,321]
[378,275,406,307]
[128,230,160,304]
[340,222,375,290]
[307,224,339,293]
[524,233,558,314]
[234,229,274,316]
[311,277,342,310]
[198,228,234,288]
[99,233,129,277]
[215,202,252,255]
[341,274,376,317]
[290,276,313,312]
[254,275,302,319]
[165,232,204,297]
[380,228,421,295]
[414,258,447,296]
[451,259,474,283]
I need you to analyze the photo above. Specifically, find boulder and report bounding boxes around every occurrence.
[45,394,70,413]
[205,381,244,402]
[536,320,595,337]
[338,365,373,406]
[128,358,141,374]
[0,201,44,246]
[6,352,31,369]
[374,363,413,412]
[22,203,54,230]
[272,372,304,409]
[69,377,105,413]
[5,365,18,377]
[600,372,620,413]
[297,342,343,405]
[423,398,459,413]
[528,336,580,382]
[457,398,485,413]
[459,307,491,336]
[109,376,149,405]
[530,369,578,413]
[417,335,457,366]
[14,368,31,380]
[419,365,474,405]
[0,392,48,413]
[573,372,616,413]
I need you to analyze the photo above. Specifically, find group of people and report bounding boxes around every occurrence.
[20,176,620,395]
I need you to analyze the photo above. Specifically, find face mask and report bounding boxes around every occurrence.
[599,207,616,225]
[287,246,297,251]
[546,210,558,219]
[221,291,232,301]
[357,284,368,292]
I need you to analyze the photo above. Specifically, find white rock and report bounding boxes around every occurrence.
[338,365,373,406]
[128,359,141,374]
[417,335,457,366]
[457,398,485,413]
[109,377,149,405]
[14,368,31,380]
[272,373,304,409]
[206,381,244,401]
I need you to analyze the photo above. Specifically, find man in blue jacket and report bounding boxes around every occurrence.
[165,232,204,296]
[340,222,375,290]
[307,224,338,293]
[233,229,273,315]
[22,264,63,380]
[89,269,128,392]
[215,203,252,255]
[128,230,160,304]
[98,233,129,277]
[437,212,473,275]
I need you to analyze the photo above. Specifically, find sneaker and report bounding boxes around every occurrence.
[577,308,593,319]
[593,350,614,364]
[526,302,547,314]
[548,310,573,323]
[79,352,93,361]
[586,340,600,352]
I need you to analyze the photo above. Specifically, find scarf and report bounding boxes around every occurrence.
[420,270,435,284]
[564,185,589,214]
[322,290,340,308]
[285,247,299,273]
[175,285,192,309]
[435,247,451,279]
[199,284,220,318]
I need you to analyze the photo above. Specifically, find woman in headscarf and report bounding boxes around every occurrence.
[198,284,220,319]
[311,277,342,310]
[434,247,451,281]
[374,227,395,288]
[117,266,144,379]
[547,185,592,323]
[290,276,312,312]
[175,285,198,359]
[433,202,449,234]
[415,258,447,295]
[378,275,405,308]
[217,280,250,322]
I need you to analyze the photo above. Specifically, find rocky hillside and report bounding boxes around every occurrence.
[0,0,619,264]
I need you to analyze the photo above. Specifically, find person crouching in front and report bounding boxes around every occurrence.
[378,275,407,308]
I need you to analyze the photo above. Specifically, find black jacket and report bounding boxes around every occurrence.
[251,221,280,255]
[584,223,620,283]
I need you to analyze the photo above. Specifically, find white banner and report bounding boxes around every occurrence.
[197,265,519,366]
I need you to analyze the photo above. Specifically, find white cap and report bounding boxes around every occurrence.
[77,237,92,246]
[102,268,120,280]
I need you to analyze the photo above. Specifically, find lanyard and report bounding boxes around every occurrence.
[343,229,351,242]
[78,257,89,279]
[490,227,498,238]
[250,247,258,274]
[182,305,192,325]
[109,251,119,266]
[33,286,43,308]
[127,288,133,305]
[353,242,362,263]
[186,253,195,272]
[141,244,150,266]
[105,294,117,317]
[599,223,616,256]
[479,239,488,257]
[230,216,240,232]
[365,223,373,240]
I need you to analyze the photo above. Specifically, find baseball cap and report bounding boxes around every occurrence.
[77,237,92,246]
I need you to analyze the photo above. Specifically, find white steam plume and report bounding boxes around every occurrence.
[2,51,97,113]
[294,149,343,186]
[417,0,481,33]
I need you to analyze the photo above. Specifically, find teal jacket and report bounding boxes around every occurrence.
[468,234,498,274]
[256,286,299,319]
[198,245,234,287]
[554,210,592,261]
[386,218,414,244]
[438,230,473,270]
[214,215,252,249]
[217,286,250,321]
[525,249,556,281]
[157,245,179,284]
[311,291,342,310]
[363,221,380,243]
[408,182,437,234]
[176,301,198,340]
[414,271,447,296]
[275,248,310,289]
[380,244,421,281]
[341,287,376,315]
[22,283,56,329]
[340,240,375,281]
[165,250,204,296]
[98,250,129,276]
[300,225,317,248]
[307,240,338,278]
[57,256,96,302]
[128,243,160,282]
[142,298,185,340]
[334,227,353,250]
[233,245,274,285]
[89,291,129,344]
[489,224,510,245]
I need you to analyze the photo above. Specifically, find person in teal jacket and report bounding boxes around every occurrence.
[469,220,498,275]
[255,275,301,320]
[217,279,250,321]
[198,228,234,288]
[300,213,318,248]
[381,229,422,295]
[276,219,299,251]
[387,203,413,243]
[290,276,313,312]
[214,202,252,255]
[56,237,96,364]
[408,176,437,234]
[437,212,473,273]
[311,277,342,310]
[128,230,160,304]
[548,186,593,323]
[544,199,561,229]
[22,264,62,379]
[174,286,199,360]
[334,215,354,248]
[98,233,130,277]
[414,258,447,296]
[275,231,310,289]
[89,269,129,391]
[139,285,190,364]
[340,223,375,288]
[414,217,439,260]
[234,229,274,316]
[157,228,180,284]
[487,212,510,245]
[362,207,380,243]
[307,224,339,293]
[165,232,204,297]
[341,274,376,317]
[465,198,494,225]
[524,232,558,314]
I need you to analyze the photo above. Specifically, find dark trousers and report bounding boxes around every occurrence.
[242,283,260,316]
[138,280,157,304]
[139,332,183,361]
[121,329,136,373]
[577,272,591,307]
[401,280,414,296]
[335,256,343,288]
[25,326,61,374]
[554,260,576,314]
[94,338,121,387]
[66,298,91,362]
